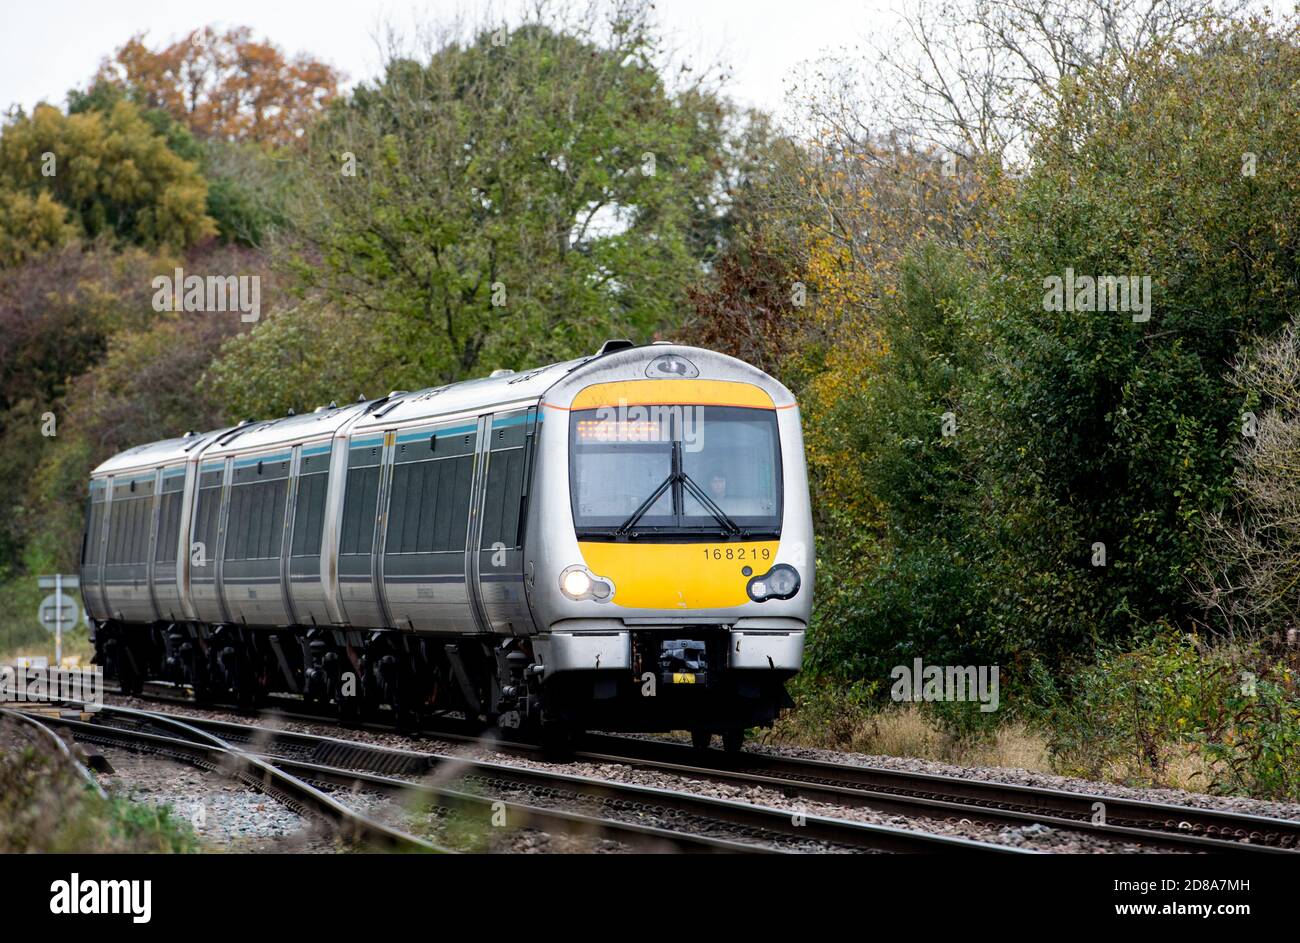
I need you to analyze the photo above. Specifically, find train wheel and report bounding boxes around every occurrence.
[721,728,745,753]
[690,729,713,750]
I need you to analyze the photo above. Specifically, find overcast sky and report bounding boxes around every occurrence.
[0,0,894,121]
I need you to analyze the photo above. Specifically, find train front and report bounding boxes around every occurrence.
[526,344,813,747]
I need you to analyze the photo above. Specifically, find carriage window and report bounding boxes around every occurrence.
[83,488,105,565]
[225,478,288,560]
[340,464,380,555]
[193,484,222,564]
[291,471,329,557]
[385,455,472,553]
[154,490,183,563]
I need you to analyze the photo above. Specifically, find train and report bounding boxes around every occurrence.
[81,341,813,750]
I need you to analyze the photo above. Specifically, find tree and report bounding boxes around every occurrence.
[233,6,737,398]
[1196,319,1300,639]
[0,189,75,267]
[813,0,1247,163]
[0,100,214,253]
[957,17,1300,660]
[95,26,341,147]
[683,232,801,377]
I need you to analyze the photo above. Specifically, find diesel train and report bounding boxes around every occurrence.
[81,341,813,749]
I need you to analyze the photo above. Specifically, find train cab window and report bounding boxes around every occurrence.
[570,405,782,538]
[681,409,780,523]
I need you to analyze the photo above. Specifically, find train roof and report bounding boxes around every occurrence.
[90,352,596,477]
[89,341,792,478]
[91,428,230,477]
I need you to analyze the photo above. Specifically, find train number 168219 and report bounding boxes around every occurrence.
[701,546,772,561]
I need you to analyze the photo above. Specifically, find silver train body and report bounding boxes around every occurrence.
[82,342,813,740]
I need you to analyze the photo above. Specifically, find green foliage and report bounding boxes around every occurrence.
[978,22,1300,649]
[0,100,214,255]
[203,302,395,419]
[0,189,76,266]
[251,14,735,407]
[201,141,291,246]
[1028,631,1300,799]
[802,19,1300,698]
[804,243,992,679]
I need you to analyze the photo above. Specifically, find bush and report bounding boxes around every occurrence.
[1029,631,1300,799]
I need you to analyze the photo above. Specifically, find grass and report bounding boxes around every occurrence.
[0,736,199,853]
[769,671,1290,801]
[769,697,1054,773]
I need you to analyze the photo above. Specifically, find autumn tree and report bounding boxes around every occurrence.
[0,100,214,253]
[96,26,341,147]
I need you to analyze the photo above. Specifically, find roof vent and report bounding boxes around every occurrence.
[489,368,514,378]
[286,408,296,416]
[356,394,367,402]
[596,339,636,356]
[328,401,337,409]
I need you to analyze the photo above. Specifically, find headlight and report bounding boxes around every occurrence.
[559,565,614,601]
[747,564,800,602]
[561,568,593,599]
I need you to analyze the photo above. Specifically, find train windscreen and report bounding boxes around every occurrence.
[569,404,782,538]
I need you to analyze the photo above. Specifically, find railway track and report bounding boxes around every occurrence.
[32,703,442,852]
[1,707,108,799]
[65,701,1029,853]
[104,683,1300,852]
[576,734,1300,853]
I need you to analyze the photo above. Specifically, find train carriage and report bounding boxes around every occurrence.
[82,341,813,748]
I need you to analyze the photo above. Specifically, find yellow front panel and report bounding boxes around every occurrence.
[577,540,780,609]
[568,379,775,410]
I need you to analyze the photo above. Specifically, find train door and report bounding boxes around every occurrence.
[379,418,478,633]
[470,408,538,635]
[336,431,388,627]
[81,478,109,620]
[190,458,231,624]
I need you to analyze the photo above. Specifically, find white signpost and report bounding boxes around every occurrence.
[37,574,80,667]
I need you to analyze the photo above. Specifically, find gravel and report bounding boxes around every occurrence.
[734,735,1300,823]
[91,744,345,851]
[101,694,1196,852]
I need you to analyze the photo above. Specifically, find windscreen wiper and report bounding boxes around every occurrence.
[614,473,675,535]
[680,472,746,537]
